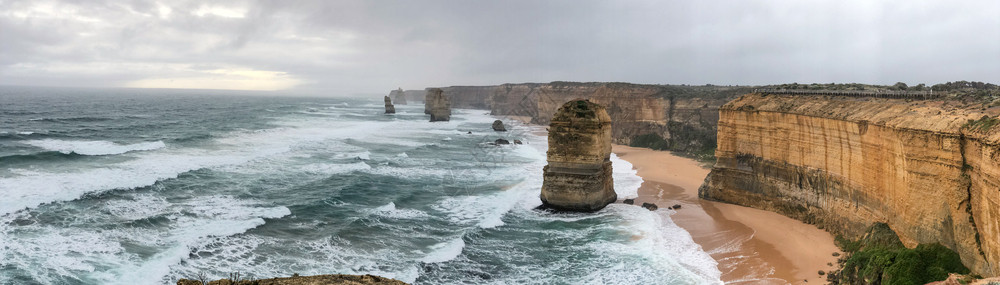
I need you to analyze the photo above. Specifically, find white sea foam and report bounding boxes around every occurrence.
[369,202,431,220]
[421,237,466,263]
[611,153,644,199]
[23,139,166,156]
[0,194,289,285]
[105,196,290,285]
[17,131,34,135]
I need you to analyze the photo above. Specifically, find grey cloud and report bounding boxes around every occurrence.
[0,0,998,93]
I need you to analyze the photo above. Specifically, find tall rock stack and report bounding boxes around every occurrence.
[390,88,407,105]
[426,88,451,121]
[384,96,395,114]
[540,99,616,211]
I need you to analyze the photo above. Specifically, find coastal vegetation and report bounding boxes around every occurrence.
[829,223,970,285]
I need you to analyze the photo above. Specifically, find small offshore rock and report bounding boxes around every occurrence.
[495,139,510,145]
[513,140,523,145]
[641,203,658,211]
[467,131,472,134]
[623,199,635,205]
[492,120,507,131]
[384,96,396,114]
[671,204,681,209]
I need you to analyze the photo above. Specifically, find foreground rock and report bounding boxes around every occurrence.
[425,88,451,121]
[177,274,408,285]
[389,88,406,105]
[492,120,506,131]
[383,96,395,114]
[540,99,616,211]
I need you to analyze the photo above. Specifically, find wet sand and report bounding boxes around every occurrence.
[612,145,841,284]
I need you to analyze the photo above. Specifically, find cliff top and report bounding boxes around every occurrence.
[723,93,1000,143]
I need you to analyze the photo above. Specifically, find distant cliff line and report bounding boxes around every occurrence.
[699,93,1000,276]
[400,82,752,158]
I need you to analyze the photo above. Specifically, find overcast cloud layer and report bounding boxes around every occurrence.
[1,0,998,94]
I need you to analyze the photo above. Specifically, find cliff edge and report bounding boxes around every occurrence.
[699,93,1000,276]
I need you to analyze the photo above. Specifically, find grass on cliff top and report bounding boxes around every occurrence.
[963,115,1000,132]
[833,223,969,285]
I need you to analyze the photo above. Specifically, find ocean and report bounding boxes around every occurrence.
[0,86,721,285]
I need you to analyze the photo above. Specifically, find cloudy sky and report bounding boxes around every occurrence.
[1,0,998,94]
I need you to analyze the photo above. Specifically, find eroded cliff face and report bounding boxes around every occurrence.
[390,88,406,105]
[699,93,1000,275]
[540,100,616,211]
[433,82,737,154]
[425,88,451,121]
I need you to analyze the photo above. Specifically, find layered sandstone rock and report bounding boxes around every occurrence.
[431,82,741,155]
[425,88,450,121]
[540,99,616,211]
[492,120,506,131]
[699,93,1000,275]
[390,88,406,105]
[383,96,395,114]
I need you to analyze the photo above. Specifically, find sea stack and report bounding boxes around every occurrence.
[492,120,507,131]
[390,87,407,105]
[426,88,451,121]
[540,99,616,211]
[384,96,395,114]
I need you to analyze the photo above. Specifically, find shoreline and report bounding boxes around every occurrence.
[612,145,841,284]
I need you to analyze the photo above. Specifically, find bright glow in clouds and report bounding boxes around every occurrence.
[192,5,246,18]
[125,68,302,91]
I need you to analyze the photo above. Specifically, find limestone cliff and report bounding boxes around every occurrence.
[540,100,616,211]
[699,93,1000,275]
[389,88,406,105]
[402,90,426,103]
[425,88,451,121]
[429,82,744,156]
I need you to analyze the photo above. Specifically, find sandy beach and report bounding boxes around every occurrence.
[612,145,841,284]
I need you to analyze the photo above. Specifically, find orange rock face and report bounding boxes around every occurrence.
[540,99,616,211]
[699,93,1000,276]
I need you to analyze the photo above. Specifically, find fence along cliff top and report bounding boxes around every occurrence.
[757,89,941,99]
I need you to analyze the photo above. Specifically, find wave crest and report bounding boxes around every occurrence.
[23,139,166,156]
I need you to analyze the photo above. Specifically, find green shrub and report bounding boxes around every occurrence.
[630,133,670,150]
[836,223,970,285]
[964,115,1000,132]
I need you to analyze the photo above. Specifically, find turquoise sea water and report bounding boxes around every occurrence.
[0,86,721,285]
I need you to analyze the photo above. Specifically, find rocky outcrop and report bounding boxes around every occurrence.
[384,96,395,114]
[428,82,744,156]
[425,88,451,121]
[540,100,616,212]
[390,88,406,105]
[699,93,1000,275]
[177,274,408,285]
[492,120,506,131]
